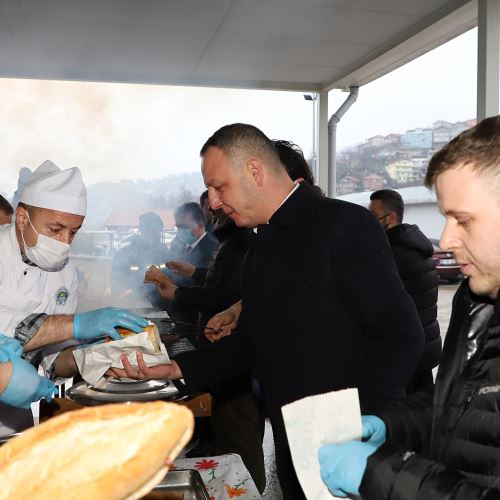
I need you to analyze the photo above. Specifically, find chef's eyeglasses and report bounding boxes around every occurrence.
[378,213,391,221]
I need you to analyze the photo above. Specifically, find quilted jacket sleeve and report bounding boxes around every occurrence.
[361,444,500,500]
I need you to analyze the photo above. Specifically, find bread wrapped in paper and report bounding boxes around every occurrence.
[105,323,161,353]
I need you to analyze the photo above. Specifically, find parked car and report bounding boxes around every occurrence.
[430,238,463,283]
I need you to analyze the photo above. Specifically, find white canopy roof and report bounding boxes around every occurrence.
[0,0,476,91]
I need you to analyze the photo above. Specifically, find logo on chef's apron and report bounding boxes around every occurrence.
[55,287,69,305]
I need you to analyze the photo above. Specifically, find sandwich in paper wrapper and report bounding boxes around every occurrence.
[73,322,171,385]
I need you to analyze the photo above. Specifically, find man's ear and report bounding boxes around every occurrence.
[246,158,265,187]
[15,206,29,231]
[388,212,398,226]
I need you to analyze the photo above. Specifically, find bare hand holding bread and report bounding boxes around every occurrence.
[0,401,194,500]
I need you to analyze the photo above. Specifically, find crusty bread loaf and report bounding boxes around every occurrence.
[0,401,194,500]
[110,323,161,353]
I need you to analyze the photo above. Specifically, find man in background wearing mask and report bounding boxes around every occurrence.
[171,202,218,271]
[165,202,218,332]
[368,189,440,393]
[0,161,148,435]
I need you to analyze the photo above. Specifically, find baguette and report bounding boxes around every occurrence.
[0,401,194,500]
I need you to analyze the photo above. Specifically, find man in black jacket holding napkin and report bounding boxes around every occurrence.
[319,116,500,500]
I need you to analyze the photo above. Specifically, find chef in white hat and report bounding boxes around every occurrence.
[0,160,148,435]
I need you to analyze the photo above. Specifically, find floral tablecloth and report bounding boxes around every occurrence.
[174,454,262,499]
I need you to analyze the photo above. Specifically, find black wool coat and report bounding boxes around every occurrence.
[362,280,500,500]
[175,182,424,499]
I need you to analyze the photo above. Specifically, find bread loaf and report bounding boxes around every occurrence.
[0,401,194,500]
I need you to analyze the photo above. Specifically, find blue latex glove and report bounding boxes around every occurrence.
[0,349,57,409]
[318,441,377,497]
[73,307,149,341]
[0,334,23,358]
[362,415,386,448]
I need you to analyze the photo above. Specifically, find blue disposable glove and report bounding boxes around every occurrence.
[362,415,386,448]
[0,334,23,358]
[73,307,148,341]
[318,441,377,497]
[0,349,57,409]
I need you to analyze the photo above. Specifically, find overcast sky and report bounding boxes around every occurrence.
[0,28,478,197]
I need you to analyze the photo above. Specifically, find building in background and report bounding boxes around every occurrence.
[362,173,385,191]
[385,160,420,184]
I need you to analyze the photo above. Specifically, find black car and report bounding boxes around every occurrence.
[430,238,463,282]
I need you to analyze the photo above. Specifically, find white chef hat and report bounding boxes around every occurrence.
[19,160,87,216]
[11,167,33,208]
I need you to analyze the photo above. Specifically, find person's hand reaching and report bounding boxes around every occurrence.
[165,260,196,279]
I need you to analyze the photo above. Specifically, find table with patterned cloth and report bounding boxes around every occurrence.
[174,453,262,499]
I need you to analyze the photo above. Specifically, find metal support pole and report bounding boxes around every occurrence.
[328,86,359,198]
[477,0,500,119]
[317,91,329,194]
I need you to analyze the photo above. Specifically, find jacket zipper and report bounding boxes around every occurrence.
[437,389,477,460]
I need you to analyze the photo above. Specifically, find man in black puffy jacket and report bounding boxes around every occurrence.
[369,189,441,392]
[318,115,500,500]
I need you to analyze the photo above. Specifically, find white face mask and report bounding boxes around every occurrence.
[21,214,70,271]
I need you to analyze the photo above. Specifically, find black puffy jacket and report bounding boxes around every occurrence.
[386,224,441,391]
[360,281,500,500]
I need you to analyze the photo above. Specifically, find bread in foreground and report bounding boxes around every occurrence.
[0,401,194,500]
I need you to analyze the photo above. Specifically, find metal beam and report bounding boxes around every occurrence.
[317,91,329,195]
[328,87,359,198]
[477,0,500,119]
[324,0,477,91]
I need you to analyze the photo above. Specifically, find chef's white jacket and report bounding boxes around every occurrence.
[0,223,78,435]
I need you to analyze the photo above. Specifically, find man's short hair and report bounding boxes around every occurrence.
[0,195,13,216]
[425,116,500,188]
[370,189,404,223]
[273,140,314,185]
[200,123,283,171]
[200,190,208,206]
[138,212,163,232]
[175,202,205,226]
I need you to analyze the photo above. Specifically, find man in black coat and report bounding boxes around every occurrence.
[369,189,441,392]
[113,123,424,499]
[318,116,500,500]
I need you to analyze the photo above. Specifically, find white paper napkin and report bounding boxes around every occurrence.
[73,332,171,386]
[282,388,362,499]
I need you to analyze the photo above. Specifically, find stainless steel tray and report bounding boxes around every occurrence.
[143,469,209,499]
[66,380,187,406]
[91,378,169,394]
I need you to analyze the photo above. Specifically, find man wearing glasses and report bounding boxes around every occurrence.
[368,189,441,393]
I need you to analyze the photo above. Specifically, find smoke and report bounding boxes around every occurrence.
[0,77,312,311]
[0,77,312,198]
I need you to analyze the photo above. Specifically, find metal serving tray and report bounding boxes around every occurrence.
[143,469,210,499]
[66,379,187,406]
